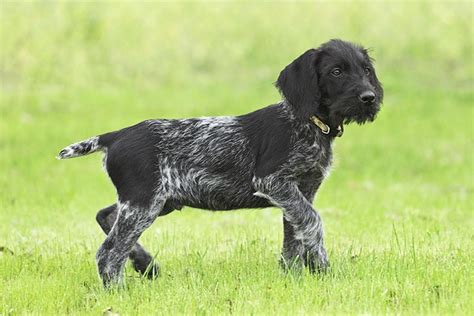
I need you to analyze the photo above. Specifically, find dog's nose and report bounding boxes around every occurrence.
[359,91,375,103]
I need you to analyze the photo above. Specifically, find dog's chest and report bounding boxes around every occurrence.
[290,133,333,179]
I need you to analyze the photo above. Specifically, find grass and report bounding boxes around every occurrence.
[1,1,473,315]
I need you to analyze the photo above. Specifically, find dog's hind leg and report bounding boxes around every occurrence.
[96,204,159,279]
[96,198,165,286]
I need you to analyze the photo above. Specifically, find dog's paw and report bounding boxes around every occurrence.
[143,263,160,280]
[132,258,160,280]
[305,247,330,274]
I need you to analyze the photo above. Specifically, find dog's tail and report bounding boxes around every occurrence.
[57,135,105,159]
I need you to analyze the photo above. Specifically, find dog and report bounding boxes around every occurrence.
[58,39,383,286]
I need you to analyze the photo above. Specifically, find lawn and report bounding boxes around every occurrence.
[1,2,473,315]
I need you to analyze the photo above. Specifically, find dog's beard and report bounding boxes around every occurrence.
[329,98,380,125]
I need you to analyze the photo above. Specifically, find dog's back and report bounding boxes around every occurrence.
[58,116,271,210]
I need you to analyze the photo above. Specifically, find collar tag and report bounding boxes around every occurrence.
[310,116,343,137]
[335,125,343,137]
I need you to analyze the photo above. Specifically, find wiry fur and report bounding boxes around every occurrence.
[57,136,101,159]
[58,39,383,286]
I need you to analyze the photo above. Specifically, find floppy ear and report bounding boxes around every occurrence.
[276,49,320,119]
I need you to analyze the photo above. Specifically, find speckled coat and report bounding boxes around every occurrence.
[58,39,383,286]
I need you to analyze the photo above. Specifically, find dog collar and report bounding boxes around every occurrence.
[310,116,343,137]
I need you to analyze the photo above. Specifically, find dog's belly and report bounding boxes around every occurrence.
[171,172,272,211]
[183,193,272,211]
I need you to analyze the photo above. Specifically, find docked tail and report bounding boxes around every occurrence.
[57,136,103,159]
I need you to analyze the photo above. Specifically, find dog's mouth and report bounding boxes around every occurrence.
[330,99,381,126]
[344,104,379,124]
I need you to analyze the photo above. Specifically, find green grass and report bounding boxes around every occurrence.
[1,1,473,315]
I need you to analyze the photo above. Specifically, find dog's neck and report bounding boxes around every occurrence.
[310,115,343,137]
[280,100,343,137]
[311,105,345,138]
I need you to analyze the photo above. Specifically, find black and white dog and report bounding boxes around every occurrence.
[58,39,383,286]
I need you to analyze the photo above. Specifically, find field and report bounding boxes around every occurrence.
[1,1,473,315]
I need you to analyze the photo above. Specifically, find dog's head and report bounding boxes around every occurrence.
[276,39,383,127]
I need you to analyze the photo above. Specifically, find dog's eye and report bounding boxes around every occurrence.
[364,67,371,75]
[331,68,342,77]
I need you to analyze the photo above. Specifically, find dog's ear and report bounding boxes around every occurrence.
[276,49,320,119]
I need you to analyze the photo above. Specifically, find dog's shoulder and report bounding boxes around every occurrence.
[238,103,293,178]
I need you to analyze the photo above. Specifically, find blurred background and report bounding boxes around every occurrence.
[0,1,472,314]
[1,0,471,228]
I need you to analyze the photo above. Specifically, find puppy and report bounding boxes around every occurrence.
[58,39,383,286]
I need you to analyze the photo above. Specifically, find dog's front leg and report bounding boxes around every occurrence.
[254,180,329,273]
[281,217,305,271]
